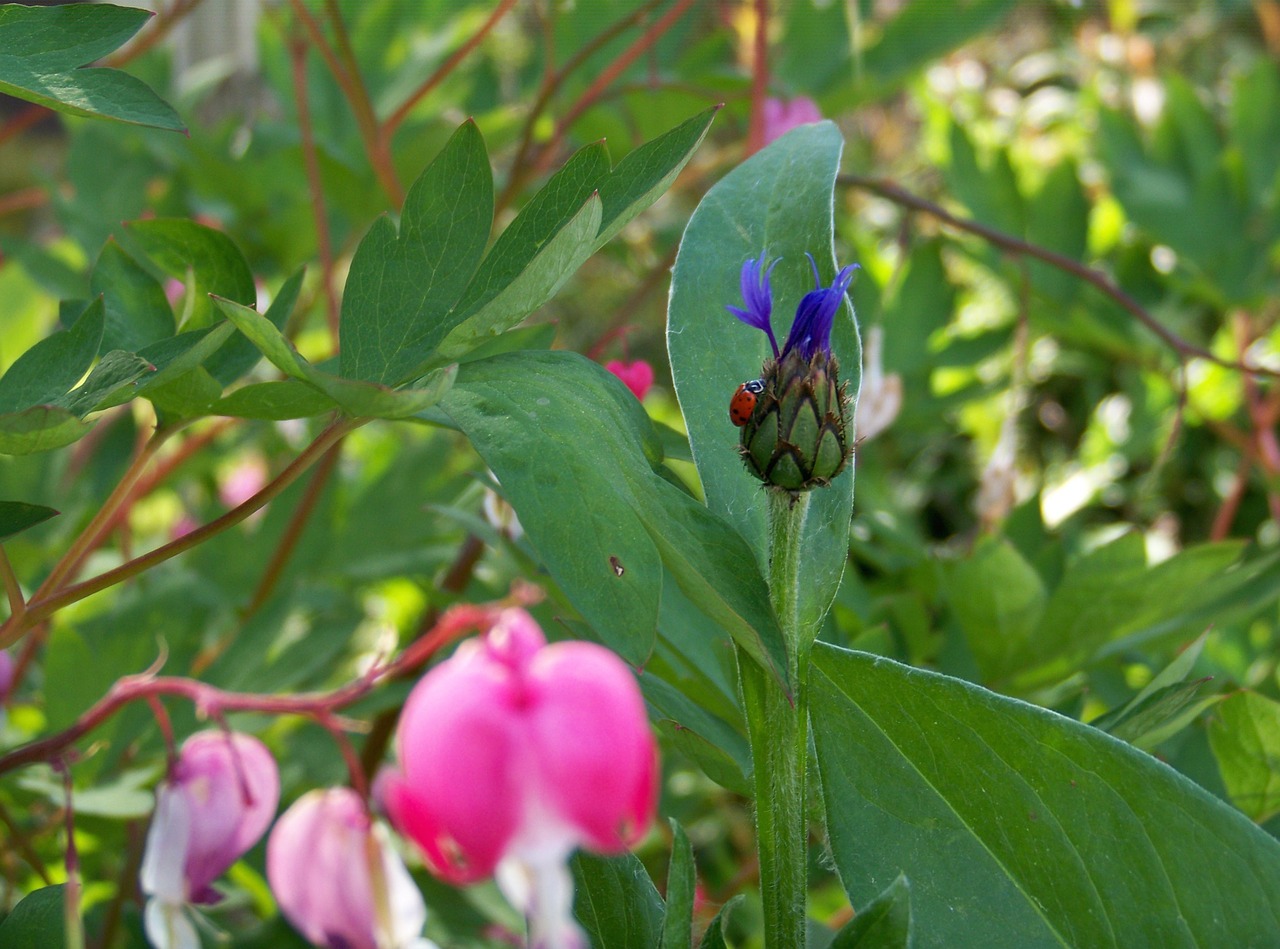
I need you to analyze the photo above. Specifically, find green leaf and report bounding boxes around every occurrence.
[340,121,493,384]
[123,219,263,384]
[214,297,456,419]
[661,820,696,949]
[1025,162,1088,307]
[0,884,67,947]
[0,406,93,455]
[90,238,174,353]
[939,537,1046,683]
[0,500,58,540]
[813,643,1280,948]
[1230,60,1280,205]
[442,351,787,680]
[56,350,155,416]
[696,896,742,949]
[573,851,664,949]
[831,875,913,949]
[668,121,858,637]
[0,4,184,132]
[1209,691,1280,824]
[0,298,103,413]
[433,108,716,363]
[1091,632,1217,750]
[212,380,339,420]
[945,123,1025,236]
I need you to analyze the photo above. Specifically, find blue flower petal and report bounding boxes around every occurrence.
[725,253,781,358]
[781,260,858,361]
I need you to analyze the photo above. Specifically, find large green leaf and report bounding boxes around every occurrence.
[573,851,664,949]
[668,121,858,636]
[90,238,175,353]
[0,406,93,456]
[813,643,1280,947]
[442,351,787,682]
[339,121,493,385]
[0,4,184,132]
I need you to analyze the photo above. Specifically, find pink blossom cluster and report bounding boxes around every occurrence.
[139,609,656,949]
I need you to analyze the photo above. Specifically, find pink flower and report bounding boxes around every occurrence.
[141,731,280,949]
[380,609,656,948]
[605,360,655,401]
[762,96,824,145]
[218,455,268,510]
[268,788,437,949]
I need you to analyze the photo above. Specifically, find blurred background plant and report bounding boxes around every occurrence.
[2,0,1280,946]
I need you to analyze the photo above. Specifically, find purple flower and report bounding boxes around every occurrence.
[0,649,13,704]
[725,253,782,358]
[781,255,859,361]
[762,96,824,145]
[728,253,857,362]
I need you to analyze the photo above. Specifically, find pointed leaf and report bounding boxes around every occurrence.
[0,884,67,948]
[90,238,174,353]
[340,121,493,384]
[1209,691,1280,824]
[661,820,696,949]
[0,298,103,413]
[573,851,664,949]
[0,4,184,131]
[0,501,59,540]
[813,643,1280,948]
[831,875,913,949]
[0,406,93,455]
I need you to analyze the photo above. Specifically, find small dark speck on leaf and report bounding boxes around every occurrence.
[609,556,624,577]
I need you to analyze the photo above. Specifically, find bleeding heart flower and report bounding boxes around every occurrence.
[762,96,824,145]
[141,731,279,949]
[605,360,655,401]
[268,788,437,949]
[380,609,657,949]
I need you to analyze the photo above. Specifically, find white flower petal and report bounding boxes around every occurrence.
[374,823,427,949]
[143,899,200,949]
[140,784,191,904]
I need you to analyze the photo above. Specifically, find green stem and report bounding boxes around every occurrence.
[740,488,812,948]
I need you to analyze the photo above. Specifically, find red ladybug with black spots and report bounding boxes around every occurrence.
[729,379,765,426]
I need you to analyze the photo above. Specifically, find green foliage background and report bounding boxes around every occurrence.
[1,1,1280,946]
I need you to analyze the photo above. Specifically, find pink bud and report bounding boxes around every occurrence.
[762,96,824,145]
[268,788,435,949]
[605,360,655,401]
[381,609,656,946]
[142,732,279,905]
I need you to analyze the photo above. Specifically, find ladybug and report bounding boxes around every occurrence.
[729,379,765,426]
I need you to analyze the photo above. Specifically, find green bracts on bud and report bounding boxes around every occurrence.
[740,349,850,491]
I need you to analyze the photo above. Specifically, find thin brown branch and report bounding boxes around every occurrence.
[103,0,207,67]
[497,0,664,214]
[289,33,342,344]
[0,798,53,885]
[839,174,1280,380]
[533,0,701,176]
[0,547,24,620]
[383,0,520,136]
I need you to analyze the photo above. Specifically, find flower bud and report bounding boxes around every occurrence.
[380,609,656,948]
[728,253,856,491]
[141,731,279,949]
[268,788,436,949]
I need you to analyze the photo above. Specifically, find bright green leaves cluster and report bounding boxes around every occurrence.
[669,121,858,639]
[1098,62,1280,306]
[0,3,184,132]
[813,643,1280,947]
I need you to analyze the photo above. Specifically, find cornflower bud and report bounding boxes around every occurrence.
[380,609,656,949]
[268,788,437,949]
[140,731,279,949]
[727,252,857,491]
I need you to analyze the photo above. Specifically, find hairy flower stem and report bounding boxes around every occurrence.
[739,488,812,947]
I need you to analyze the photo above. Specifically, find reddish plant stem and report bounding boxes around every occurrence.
[103,0,207,67]
[746,0,769,155]
[0,419,361,650]
[0,104,49,148]
[497,0,664,214]
[839,174,1279,380]
[0,186,48,219]
[289,33,342,345]
[533,0,701,176]
[1210,448,1254,541]
[383,0,520,136]
[242,437,345,619]
[0,547,24,619]
[287,0,404,206]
